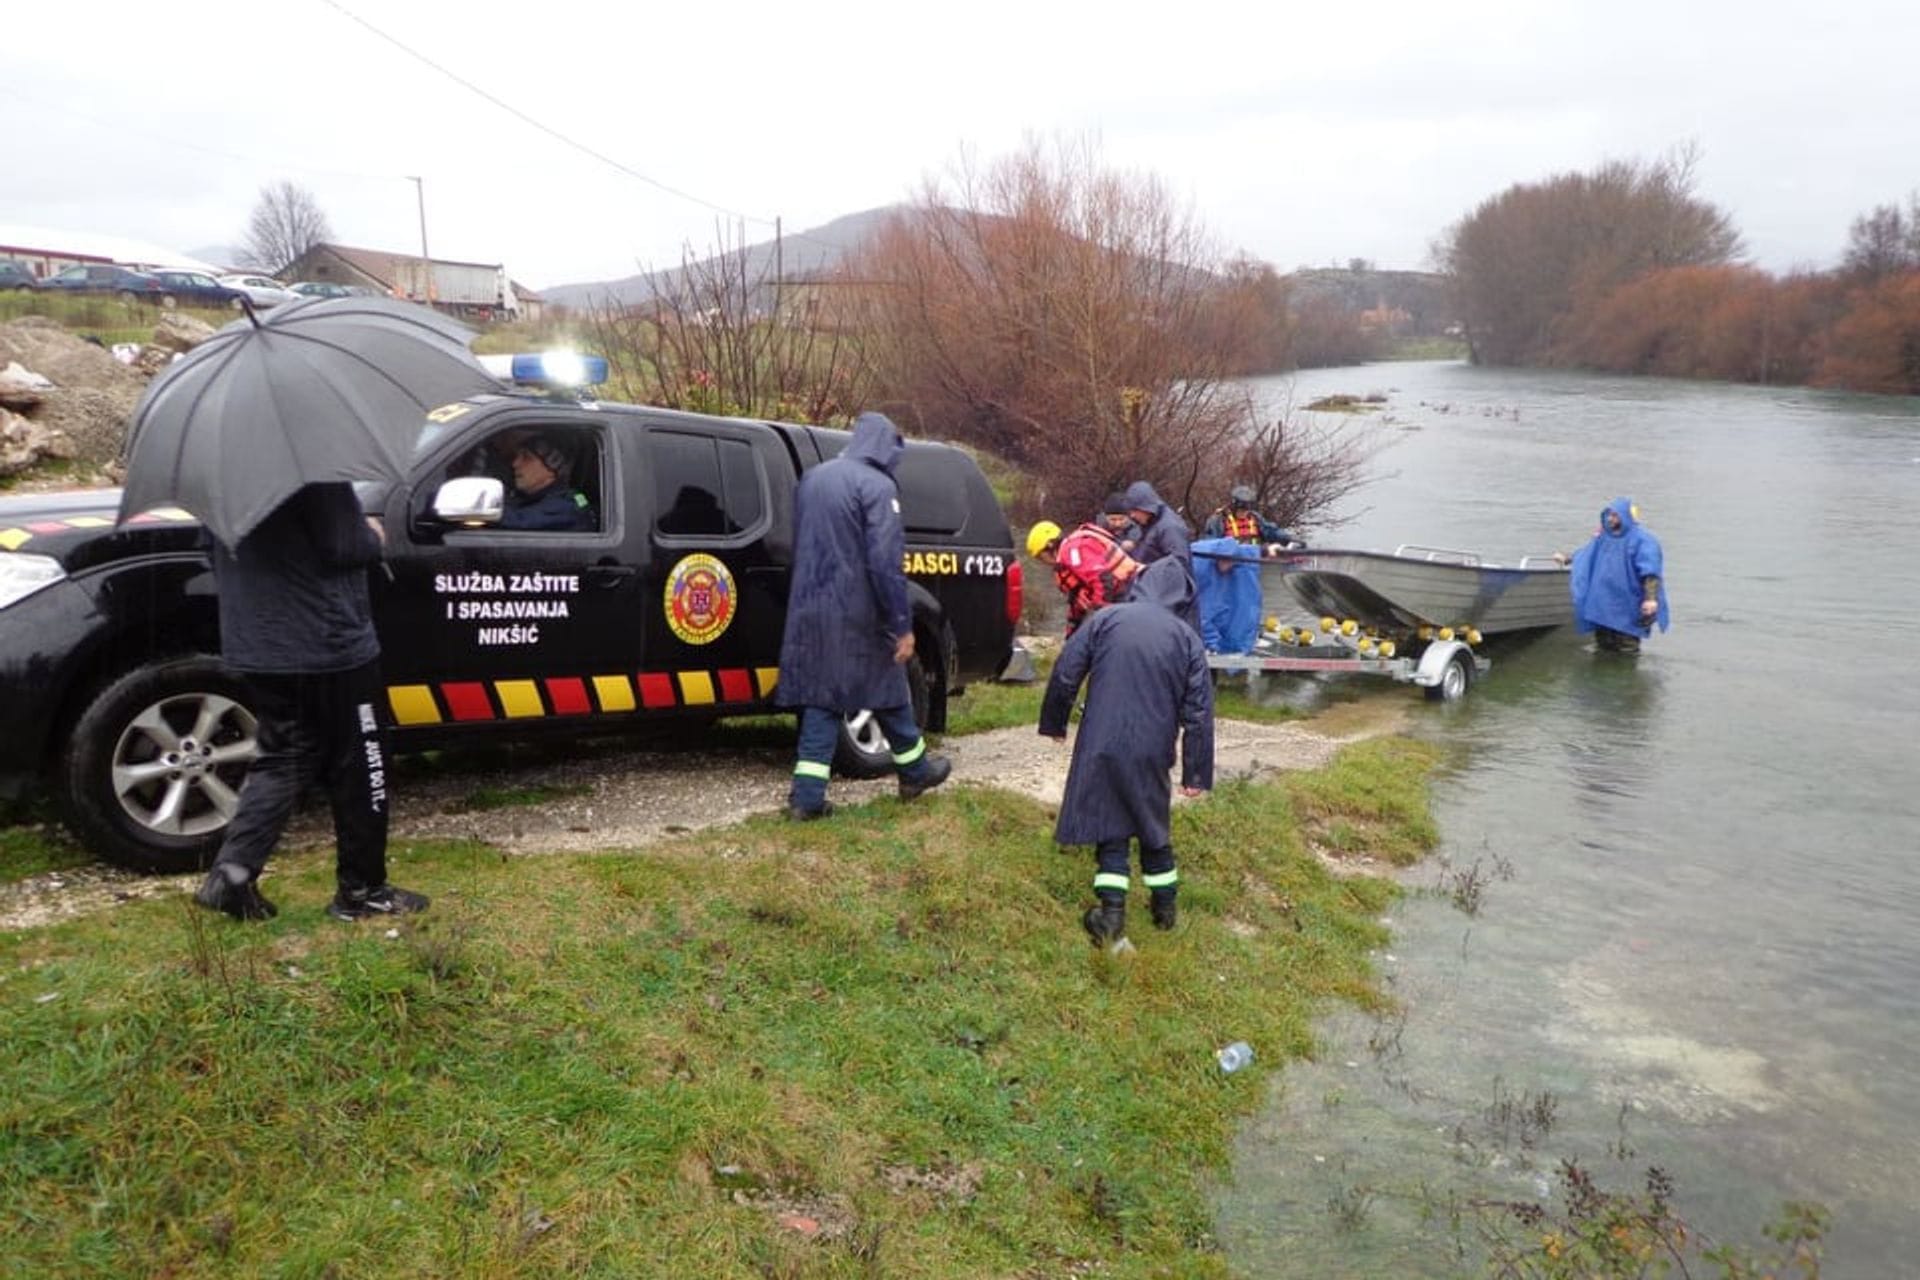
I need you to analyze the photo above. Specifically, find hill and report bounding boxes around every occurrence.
[1286,266,1456,335]
[539,207,904,311]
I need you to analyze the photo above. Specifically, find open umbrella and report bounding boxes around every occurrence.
[117,296,500,549]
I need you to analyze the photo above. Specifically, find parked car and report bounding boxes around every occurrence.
[32,263,169,302]
[0,353,1020,871]
[287,280,355,299]
[146,269,244,310]
[0,259,37,291]
[217,274,299,308]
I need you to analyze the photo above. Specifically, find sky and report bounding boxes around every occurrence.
[5,0,1915,290]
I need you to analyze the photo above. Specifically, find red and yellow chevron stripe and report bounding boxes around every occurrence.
[0,506,196,552]
[386,666,780,726]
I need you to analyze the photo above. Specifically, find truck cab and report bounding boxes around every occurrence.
[0,355,1018,871]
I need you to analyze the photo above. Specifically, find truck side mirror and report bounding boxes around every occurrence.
[432,475,506,526]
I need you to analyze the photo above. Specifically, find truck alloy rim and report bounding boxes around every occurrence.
[110,692,259,836]
[841,709,888,759]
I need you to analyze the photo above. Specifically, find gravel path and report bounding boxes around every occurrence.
[0,700,1405,931]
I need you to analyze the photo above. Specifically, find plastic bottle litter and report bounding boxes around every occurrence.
[1216,1041,1254,1073]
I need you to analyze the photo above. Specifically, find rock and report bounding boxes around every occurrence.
[0,361,53,408]
[150,311,216,354]
[132,345,175,378]
[0,407,77,476]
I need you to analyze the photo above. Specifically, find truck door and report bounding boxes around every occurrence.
[374,414,650,733]
[635,422,791,715]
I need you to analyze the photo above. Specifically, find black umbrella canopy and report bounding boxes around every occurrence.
[118,296,500,549]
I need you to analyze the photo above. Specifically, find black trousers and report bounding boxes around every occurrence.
[213,659,388,893]
[1093,838,1177,900]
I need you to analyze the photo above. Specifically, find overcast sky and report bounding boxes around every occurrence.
[5,0,1914,289]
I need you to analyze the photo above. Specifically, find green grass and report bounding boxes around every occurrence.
[0,291,235,335]
[1381,336,1470,362]
[0,739,1440,1278]
[0,819,90,880]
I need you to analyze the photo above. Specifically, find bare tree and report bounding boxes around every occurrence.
[1842,194,1920,281]
[579,221,879,425]
[241,181,333,274]
[1436,145,1741,366]
[851,137,1365,527]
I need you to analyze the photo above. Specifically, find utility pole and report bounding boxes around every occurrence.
[407,176,431,302]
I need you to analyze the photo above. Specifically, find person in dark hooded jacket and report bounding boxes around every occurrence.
[1039,557,1214,943]
[1122,480,1200,633]
[1560,497,1670,654]
[1122,480,1193,571]
[775,412,952,817]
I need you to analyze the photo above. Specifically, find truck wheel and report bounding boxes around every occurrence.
[1424,651,1473,702]
[832,654,931,779]
[58,658,260,873]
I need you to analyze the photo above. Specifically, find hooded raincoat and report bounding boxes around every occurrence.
[776,413,913,712]
[1122,480,1193,570]
[1122,481,1200,632]
[1039,558,1215,849]
[1190,535,1263,653]
[1569,497,1669,636]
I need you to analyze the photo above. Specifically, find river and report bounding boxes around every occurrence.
[1213,362,1920,1277]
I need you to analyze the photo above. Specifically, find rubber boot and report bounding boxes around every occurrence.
[1150,890,1177,931]
[1082,896,1126,946]
[898,754,952,800]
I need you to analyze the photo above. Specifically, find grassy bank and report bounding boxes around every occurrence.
[0,736,1439,1278]
[0,291,235,345]
[1381,336,1470,362]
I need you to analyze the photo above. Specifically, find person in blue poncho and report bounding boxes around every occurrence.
[1039,557,1214,945]
[1189,536,1265,654]
[776,412,952,818]
[1560,497,1670,654]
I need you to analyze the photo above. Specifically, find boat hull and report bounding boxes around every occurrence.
[1262,548,1571,635]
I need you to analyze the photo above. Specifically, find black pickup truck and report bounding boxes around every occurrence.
[0,376,1020,872]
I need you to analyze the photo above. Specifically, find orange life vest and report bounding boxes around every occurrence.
[1222,510,1261,542]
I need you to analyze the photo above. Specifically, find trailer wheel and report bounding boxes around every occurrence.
[57,658,260,873]
[1425,651,1473,702]
[833,654,932,778]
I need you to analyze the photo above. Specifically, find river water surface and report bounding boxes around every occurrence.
[1213,362,1920,1277]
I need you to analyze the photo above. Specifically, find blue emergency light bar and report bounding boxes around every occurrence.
[482,350,609,388]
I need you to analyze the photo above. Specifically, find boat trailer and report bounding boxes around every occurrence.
[1207,617,1489,701]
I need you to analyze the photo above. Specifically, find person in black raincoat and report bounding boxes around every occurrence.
[1039,557,1214,943]
[1122,480,1200,633]
[775,412,951,817]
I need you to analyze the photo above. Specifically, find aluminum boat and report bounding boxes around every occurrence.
[1260,543,1572,636]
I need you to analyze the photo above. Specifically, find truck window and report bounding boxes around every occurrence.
[893,450,969,536]
[650,432,764,537]
[443,425,603,533]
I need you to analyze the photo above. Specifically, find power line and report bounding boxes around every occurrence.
[317,0,782,232]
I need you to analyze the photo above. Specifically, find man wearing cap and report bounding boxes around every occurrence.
[1100,491,1140,554]
[1028,514,1140,637]
[500,434,595,531]
[1202,484,1297,553]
